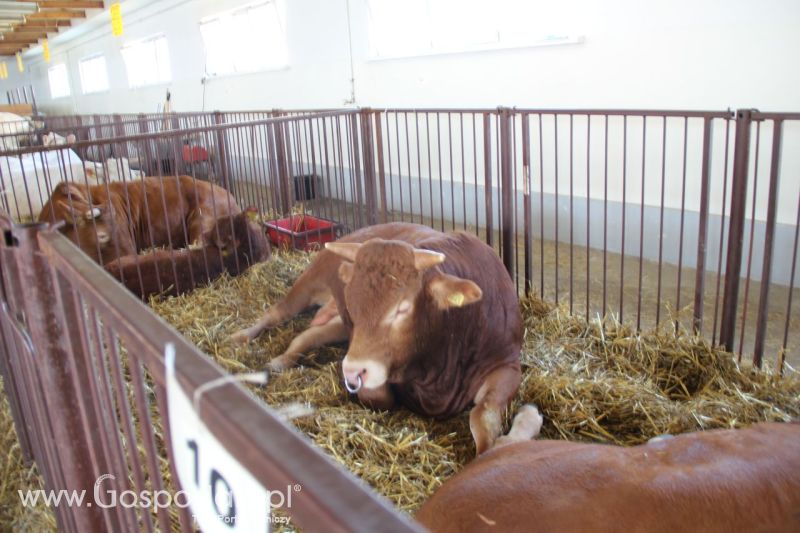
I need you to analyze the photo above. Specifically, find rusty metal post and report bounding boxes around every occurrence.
[499,107,514,278]
[373,110,389,223]
[214,111,232,191]
[137,113,156,176]
[359,108,379,225]
[14,224,107,532]
[521,112,532,294]
[693,116,714,333]
[483,113,494,247]
[273,114,293,215]
[753,119,784,367]
[719,109,753,351]
[349,113,365,228]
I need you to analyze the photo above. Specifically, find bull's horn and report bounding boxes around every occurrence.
[413,249,445,271]
[325,242,361,262]
[84,207,102,220]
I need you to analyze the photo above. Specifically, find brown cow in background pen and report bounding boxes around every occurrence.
[105,208,270,299]
[38,175,240,265]
[417,406,800,533]
[231,222,522,455]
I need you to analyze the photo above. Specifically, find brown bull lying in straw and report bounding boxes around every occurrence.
[232,222,522,454]
[105,208,270,299]
[39,175,240,265]
[417,406,800,533]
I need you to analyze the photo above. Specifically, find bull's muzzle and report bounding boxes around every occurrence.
[344,373,362,394]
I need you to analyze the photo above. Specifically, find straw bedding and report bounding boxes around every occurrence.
[150,249,800,512]
[2,248,799,529]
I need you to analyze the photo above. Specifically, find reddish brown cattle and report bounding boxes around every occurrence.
[105,208,270,299]
[231,222,522,454]
[38,175,240,264]
[417,406,800,533]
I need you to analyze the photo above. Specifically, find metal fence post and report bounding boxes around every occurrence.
[753,118,784,367]
[483,113,493,247]
[719,109,753,351]
[371,109,389,223]
[693,116,714,333]
[272,112,293,215]
[14,224,108,532]
[214,110,232,191]
[499,107,514,278]
[521,112,532,294]
[360,108,379,225]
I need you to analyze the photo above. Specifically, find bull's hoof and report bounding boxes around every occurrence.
[229,330,252,344]
[267,353,296,372]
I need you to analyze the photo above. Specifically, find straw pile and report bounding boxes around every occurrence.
[0,379,57,531]
[2,248,798,529]
[149,249,800,514]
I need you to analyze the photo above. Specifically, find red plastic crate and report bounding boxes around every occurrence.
[182,145,209,163]
[263,215,341,251]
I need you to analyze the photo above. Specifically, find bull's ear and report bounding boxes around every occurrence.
[428,273,482,310]
[413,249,445,271]
[244,206,259,222]
[325,242,361,262]
[338,261,354,284]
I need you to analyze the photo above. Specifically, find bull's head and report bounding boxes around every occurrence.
[326,238,483,392]
[49,183,135,264]
[202,207,270,263]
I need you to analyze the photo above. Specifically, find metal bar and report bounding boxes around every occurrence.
[373,110,388,223]
[521,113,532,294]
[499,108,514,277]
[752,119,784,367]
[693,117,714,333]
[483,113,493,247]
[737,120,762,358]
[720,109,753,350]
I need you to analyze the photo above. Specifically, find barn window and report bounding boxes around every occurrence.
[47,63,70,99]
[366,0,580,59]
[79,54,109,94]
[121,34,172,88]
[199,0,288,77]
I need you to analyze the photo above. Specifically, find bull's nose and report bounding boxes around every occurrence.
[342,362,366,393]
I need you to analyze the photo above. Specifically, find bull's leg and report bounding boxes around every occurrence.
[268,317,348,372]
[493,404,543,449]
[469,363,521,456]
[230,274,333,343]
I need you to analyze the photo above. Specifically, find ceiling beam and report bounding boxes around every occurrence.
[0,33,44,42]
[33,1,104,8]
[5,27,53,34]
[13,19,71,27]
[26,9,86,20]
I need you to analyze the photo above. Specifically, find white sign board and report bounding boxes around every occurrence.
[166,345,275,532]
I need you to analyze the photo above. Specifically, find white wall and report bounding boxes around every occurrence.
[1,0,798,113]
[0,0,798,282]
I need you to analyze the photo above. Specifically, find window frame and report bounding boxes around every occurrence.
[365,0,582,61]
[120,33,172,89]
[78,53,110,95]
[47,62,71,100]
[199,0,289,79]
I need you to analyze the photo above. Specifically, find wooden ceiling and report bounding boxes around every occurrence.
[0,1,105,57]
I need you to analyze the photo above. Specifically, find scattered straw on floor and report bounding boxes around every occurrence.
[0,378,57,532]
[149,249,800,514]
[3,248,799,527]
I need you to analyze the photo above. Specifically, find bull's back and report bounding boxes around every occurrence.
[416,423,800,533]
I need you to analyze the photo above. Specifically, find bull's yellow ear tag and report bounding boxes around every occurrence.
[245,209,259,222]
[448,292,465,307]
